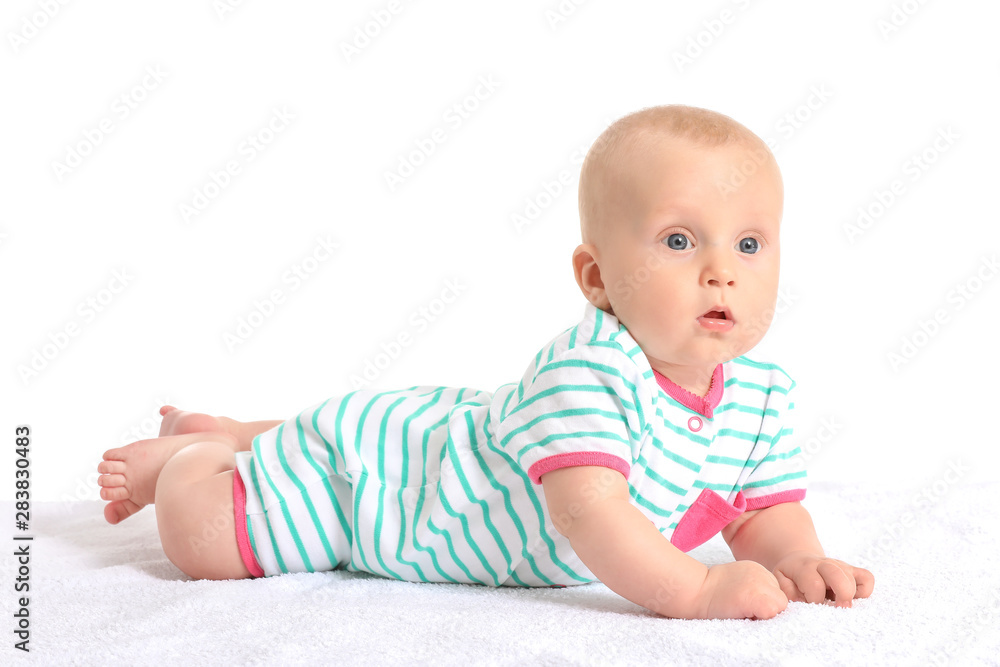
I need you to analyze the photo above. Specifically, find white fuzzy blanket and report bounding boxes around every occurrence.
[9,481,1000,666]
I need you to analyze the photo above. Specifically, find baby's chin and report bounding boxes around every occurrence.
[638,343,732,370]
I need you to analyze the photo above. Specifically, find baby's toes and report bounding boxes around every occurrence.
[98,459,125,474]
[98,471,128,499]
[101,447,128,463]
[101,485,130,501]
[104,499,142,525]
[99,470,126,486]
[159,405,178,417]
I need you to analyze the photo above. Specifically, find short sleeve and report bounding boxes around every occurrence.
[740,379,808,510]
[494,343,648,485]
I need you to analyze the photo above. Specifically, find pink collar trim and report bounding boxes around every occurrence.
[652,364,725,419]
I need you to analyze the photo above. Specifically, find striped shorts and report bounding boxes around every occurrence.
[226,387,583,587]
[232,445,355,579]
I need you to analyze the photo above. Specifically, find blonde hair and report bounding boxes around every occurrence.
[578,104,774,246]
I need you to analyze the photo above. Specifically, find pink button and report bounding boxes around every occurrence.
[688,416,703,432]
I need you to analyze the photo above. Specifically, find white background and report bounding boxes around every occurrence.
[3,0,998,502]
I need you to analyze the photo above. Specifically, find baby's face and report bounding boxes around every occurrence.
[595,137,783,382]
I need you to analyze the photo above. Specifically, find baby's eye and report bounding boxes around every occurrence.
[738,237,760,254]
[663,233,691,250]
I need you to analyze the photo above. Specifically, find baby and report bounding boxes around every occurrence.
[97,104,873,620]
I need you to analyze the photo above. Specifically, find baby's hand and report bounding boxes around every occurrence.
[700,560,788,620]
[771,550,874,608]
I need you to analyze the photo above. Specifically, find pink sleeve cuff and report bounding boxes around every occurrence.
[744,488,806,511]
[528,452,630,484]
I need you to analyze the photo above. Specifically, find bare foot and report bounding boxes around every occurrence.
[98,431,238,525]
[158,405,228,438]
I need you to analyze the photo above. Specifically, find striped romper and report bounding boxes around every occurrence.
[231,301,807,587]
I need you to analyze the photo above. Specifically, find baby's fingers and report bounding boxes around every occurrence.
[816,560,856,608]
[773,570,805,603]
[851,566,875,600]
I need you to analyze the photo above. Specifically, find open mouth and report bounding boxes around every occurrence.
[698,306,734,331]
[700,307,732,321]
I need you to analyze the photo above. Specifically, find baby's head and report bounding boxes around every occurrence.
[572,105,784,392]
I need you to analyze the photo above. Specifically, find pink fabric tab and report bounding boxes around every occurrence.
[670,488,747,552]
[528,452,630,485]
[652,364,725,419]
[232,467,265,578]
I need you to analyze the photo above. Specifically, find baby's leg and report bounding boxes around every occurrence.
[158,405,281,452]
[154,440,253,581]
[221,418,284,452]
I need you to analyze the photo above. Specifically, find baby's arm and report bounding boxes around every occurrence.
[541,466,787,620]
[721,502,874,607]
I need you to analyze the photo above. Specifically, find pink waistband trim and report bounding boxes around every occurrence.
[233,467,265,578]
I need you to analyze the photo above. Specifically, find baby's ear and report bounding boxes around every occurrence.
[572,244,610,310]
